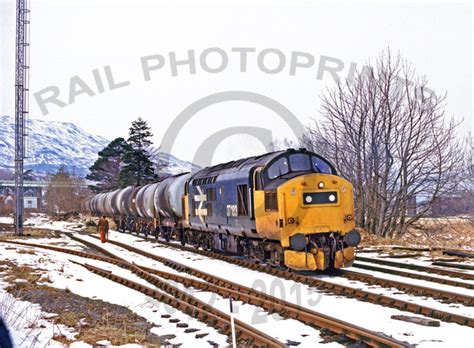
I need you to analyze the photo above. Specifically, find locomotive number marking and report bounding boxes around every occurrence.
[226,204,238,217]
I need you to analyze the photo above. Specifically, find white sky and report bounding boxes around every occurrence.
[1,0,472,164]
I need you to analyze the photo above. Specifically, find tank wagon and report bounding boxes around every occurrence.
[87,149,360,271]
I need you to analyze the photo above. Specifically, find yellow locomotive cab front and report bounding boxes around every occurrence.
[280,174,359,270]
[255,172,360,271]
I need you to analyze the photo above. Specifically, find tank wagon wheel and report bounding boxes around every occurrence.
[118,217,125,233]
[158,226,165,241]
[179,228,186,246]
[166,227,172,242]
[126,219,133,233]
[158,226,171,242]
[147,222,154,237]
[170,227,177,242]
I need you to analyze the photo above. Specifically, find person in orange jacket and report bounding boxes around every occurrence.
[97,215,109,243]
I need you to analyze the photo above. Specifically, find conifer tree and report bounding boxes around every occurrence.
[86,137,129,192]
[119,118,157,186]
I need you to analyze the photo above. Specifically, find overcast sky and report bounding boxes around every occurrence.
[1,0,472,165]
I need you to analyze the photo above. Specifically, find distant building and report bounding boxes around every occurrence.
[0,182,44,214]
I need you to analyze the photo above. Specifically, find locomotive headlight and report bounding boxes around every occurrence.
[290,233,307,251]
[318,181,325,189]
[328,194,336,202]
[344,230,361,247]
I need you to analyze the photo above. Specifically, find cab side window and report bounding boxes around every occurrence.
[237,184,249,216]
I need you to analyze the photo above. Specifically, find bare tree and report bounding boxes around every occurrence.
[305,49,465,237]
[268,138,299,151]
[44,167,90,215]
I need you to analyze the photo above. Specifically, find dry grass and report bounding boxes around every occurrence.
[2,263,164,347]
[360,218,474,250]
[0,226,60,240]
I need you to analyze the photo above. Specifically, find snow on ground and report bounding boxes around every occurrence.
[71,234,341,348]
[2,216,474,347]
[101,230,474,348]
[0,286,75,348]
[0,217,13,225]
[0,239,228,347]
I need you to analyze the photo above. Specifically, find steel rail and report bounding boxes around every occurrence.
[352,262,474,290]
[431,262,474,271]
[340,270,474,306]
[356,256,474,281]
[0,239,283,347]
[65,234,410,348]
[79,234,474,328]
[115,237,474,327]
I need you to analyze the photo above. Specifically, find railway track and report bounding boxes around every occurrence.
[67,234,412,347]
[352,262,474,290]
[356,256,474,281]
[79,233,474,328]
[0,239,283,347]
[359,246,474,255]
[1,237,411,347]
[431,262,474,271]
[340,269,474,306]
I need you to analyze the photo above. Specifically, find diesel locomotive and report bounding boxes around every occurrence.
[86,148,361,271]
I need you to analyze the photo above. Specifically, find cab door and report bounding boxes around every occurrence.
[253,167,281,240]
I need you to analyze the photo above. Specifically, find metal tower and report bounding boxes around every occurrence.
[14,0,30,236]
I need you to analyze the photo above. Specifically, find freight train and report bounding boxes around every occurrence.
[86,148,361,271]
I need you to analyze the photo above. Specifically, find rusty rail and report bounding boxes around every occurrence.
[65,234,411,347]
[356,256,474,281]
[431,262,474,271]
[77,234,474,328]
[352,262,474,290]
[0,239,283,347]
[340,269,474,306]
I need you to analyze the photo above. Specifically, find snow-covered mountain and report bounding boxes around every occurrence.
[0,116,199,177]
[151,151,201,176]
